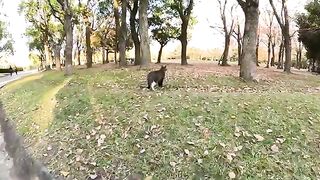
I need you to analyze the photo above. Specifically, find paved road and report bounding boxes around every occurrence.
[0,69,39,88]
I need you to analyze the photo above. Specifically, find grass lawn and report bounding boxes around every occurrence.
[0,64,320,179]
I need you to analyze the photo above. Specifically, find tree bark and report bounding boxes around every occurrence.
[119,0,127,67]
[139,0,151,66]
[113,0,120,65]
[266,37,271,68]
[271,39,275,66]
[44,43,52,70]
[157,45,164,64]
[237,0,259,81]
[54,45,62,70]
[221,35,231,66]
[106,49,109,63]
[236,24,242,66]
[64,12,73,75]
[180,20,188,65]
[129,0,141,65]
[277,38,284,69]
[86,25,93,68]
[256,33,260,66]
[102,48,106,64]
[270,0,291,73]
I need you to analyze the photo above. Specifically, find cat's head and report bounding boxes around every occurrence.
[160,65,167,72]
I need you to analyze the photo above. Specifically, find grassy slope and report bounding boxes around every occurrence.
[1,66,320,179]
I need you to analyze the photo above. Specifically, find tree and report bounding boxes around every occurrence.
[0,21,14,59]
[20,0,54,69]
[217,0,235,66]
[269,0,292,73]
[128,0,140,65]
[150,4,180,64]
[169,0,194,65]
[119,0,127,67]
[139,0,151,66]
[236,0,259,81]
[263,9,274,68]
[48,0,75,75]
[297,1,320,73]
[79,0,96,68]
[232,21,243,66]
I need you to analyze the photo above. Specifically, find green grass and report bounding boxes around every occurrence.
[1,66,320,179]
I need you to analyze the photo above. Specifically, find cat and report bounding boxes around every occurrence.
[147,65,167,91]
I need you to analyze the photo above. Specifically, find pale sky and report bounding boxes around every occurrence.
[2,0,309,66]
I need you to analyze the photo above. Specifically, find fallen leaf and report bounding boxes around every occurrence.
[228,171,236,179]
[254,134,265,142]
[100,134,106,139]
[219,142,226,147]
[187,141,195,145]
[169,161,176,167]
[276,138,286,144]
[144,176,153,180]
[266,129,273,133]
[140,149,146,154]
[233,145,243,152]
[47,146,52,151]
[226,153,236,162]
[89,174,98,179]
[231,115,236,119]
[204,150,209,156]
[184,149,190,156]
[234,132,241,137]
[60,171,70,177]
[271,144,279,153]
[197,159,203,164]
[143,114,148,121]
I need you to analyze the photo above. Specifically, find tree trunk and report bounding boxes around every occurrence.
[256,33,260,66]
[64,12,73,75]
[102,48,106,64]
[113,0,120,65]
[266,38,271,68]
[297,41,302,69]
[277,39,284,69]
[271,40,275,66]
[157,45,164,64]
[139,0,151,66]
[221,35,230,66]
[239,3,259,81]
[119,0,127,67]
[44,43,52,70]
[86,26,93,68]
[54,45,62,70]
[129,0,141,65]
[180,20,188,65]
[77,49,81,65]
[106,49,109,63]
[283,33,291,73]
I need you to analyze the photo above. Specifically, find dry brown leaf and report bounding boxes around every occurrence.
[254,134,265,142]
[60,171,70,177]
[204,150,209,156]
[144,176,153,180]
[140,149,146,154]
[169,161,176,167]
[89,174,98,179]
[184,149,190,156]
[266,129,273,133]
[271,144,279,153]
[228,171,236,179]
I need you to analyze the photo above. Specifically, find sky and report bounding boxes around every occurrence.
[2,0,309,67]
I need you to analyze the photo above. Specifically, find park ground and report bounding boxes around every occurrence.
[0,61,320,179]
